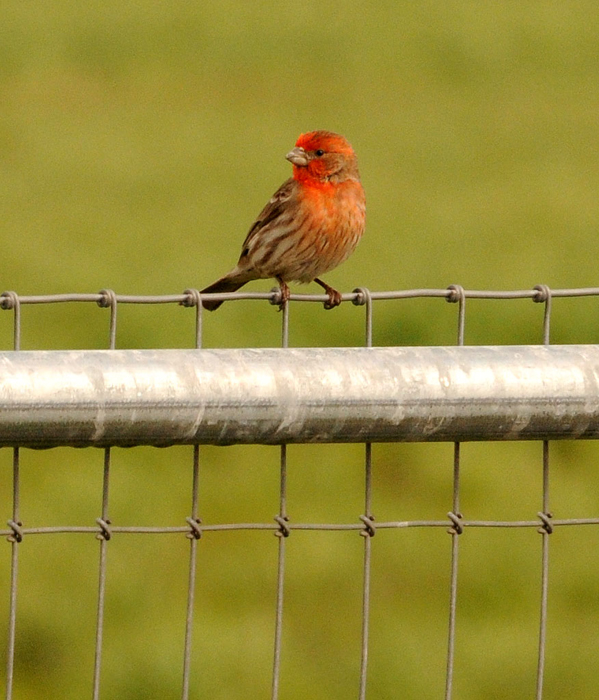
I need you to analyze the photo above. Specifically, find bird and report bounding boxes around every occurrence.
[200,130,365,311]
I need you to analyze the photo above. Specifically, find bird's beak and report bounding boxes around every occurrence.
[286,146,309,167]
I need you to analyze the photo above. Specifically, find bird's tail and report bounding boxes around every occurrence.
[200,275,248,311]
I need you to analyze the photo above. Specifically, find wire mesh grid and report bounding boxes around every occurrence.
[2,285,599,699]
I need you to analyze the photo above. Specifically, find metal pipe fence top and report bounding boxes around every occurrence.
[1,345,599,447]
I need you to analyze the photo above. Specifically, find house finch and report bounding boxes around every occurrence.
[200,130,365,311]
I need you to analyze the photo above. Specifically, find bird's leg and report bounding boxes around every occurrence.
[314,278,342,310]
[275,276,291,310]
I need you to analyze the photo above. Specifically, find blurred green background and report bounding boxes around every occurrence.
[2,2,599,698]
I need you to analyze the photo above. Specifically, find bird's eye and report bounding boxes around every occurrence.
[315,149,325,157]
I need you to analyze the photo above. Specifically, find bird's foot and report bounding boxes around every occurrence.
[272,278,290,311]
[314,278,342,310]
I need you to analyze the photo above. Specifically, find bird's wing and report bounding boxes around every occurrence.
[239,178,296,256]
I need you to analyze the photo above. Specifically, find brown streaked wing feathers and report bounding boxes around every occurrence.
[239,178,296,256]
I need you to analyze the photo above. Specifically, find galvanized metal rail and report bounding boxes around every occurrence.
[1,345,598,447]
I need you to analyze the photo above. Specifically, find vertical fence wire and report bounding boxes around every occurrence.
[92,291,118,700]
[181,290,204,700]
[5,448,20,700]
[272,300,290,700]
[536,442,551,700]
[445,285,466,700]
[358,444,373,700]
[356,288,374,700]
[5,292,21,700]
[535,285,553,700]
[182,445,201,700]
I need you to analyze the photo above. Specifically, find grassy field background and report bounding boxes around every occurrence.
[2,2,599,698]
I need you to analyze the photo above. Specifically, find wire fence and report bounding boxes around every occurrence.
[2,285,599,699]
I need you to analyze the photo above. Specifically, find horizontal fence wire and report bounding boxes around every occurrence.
[2,285,599,307]
[2,286,599,699]
[3,516,599,540]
